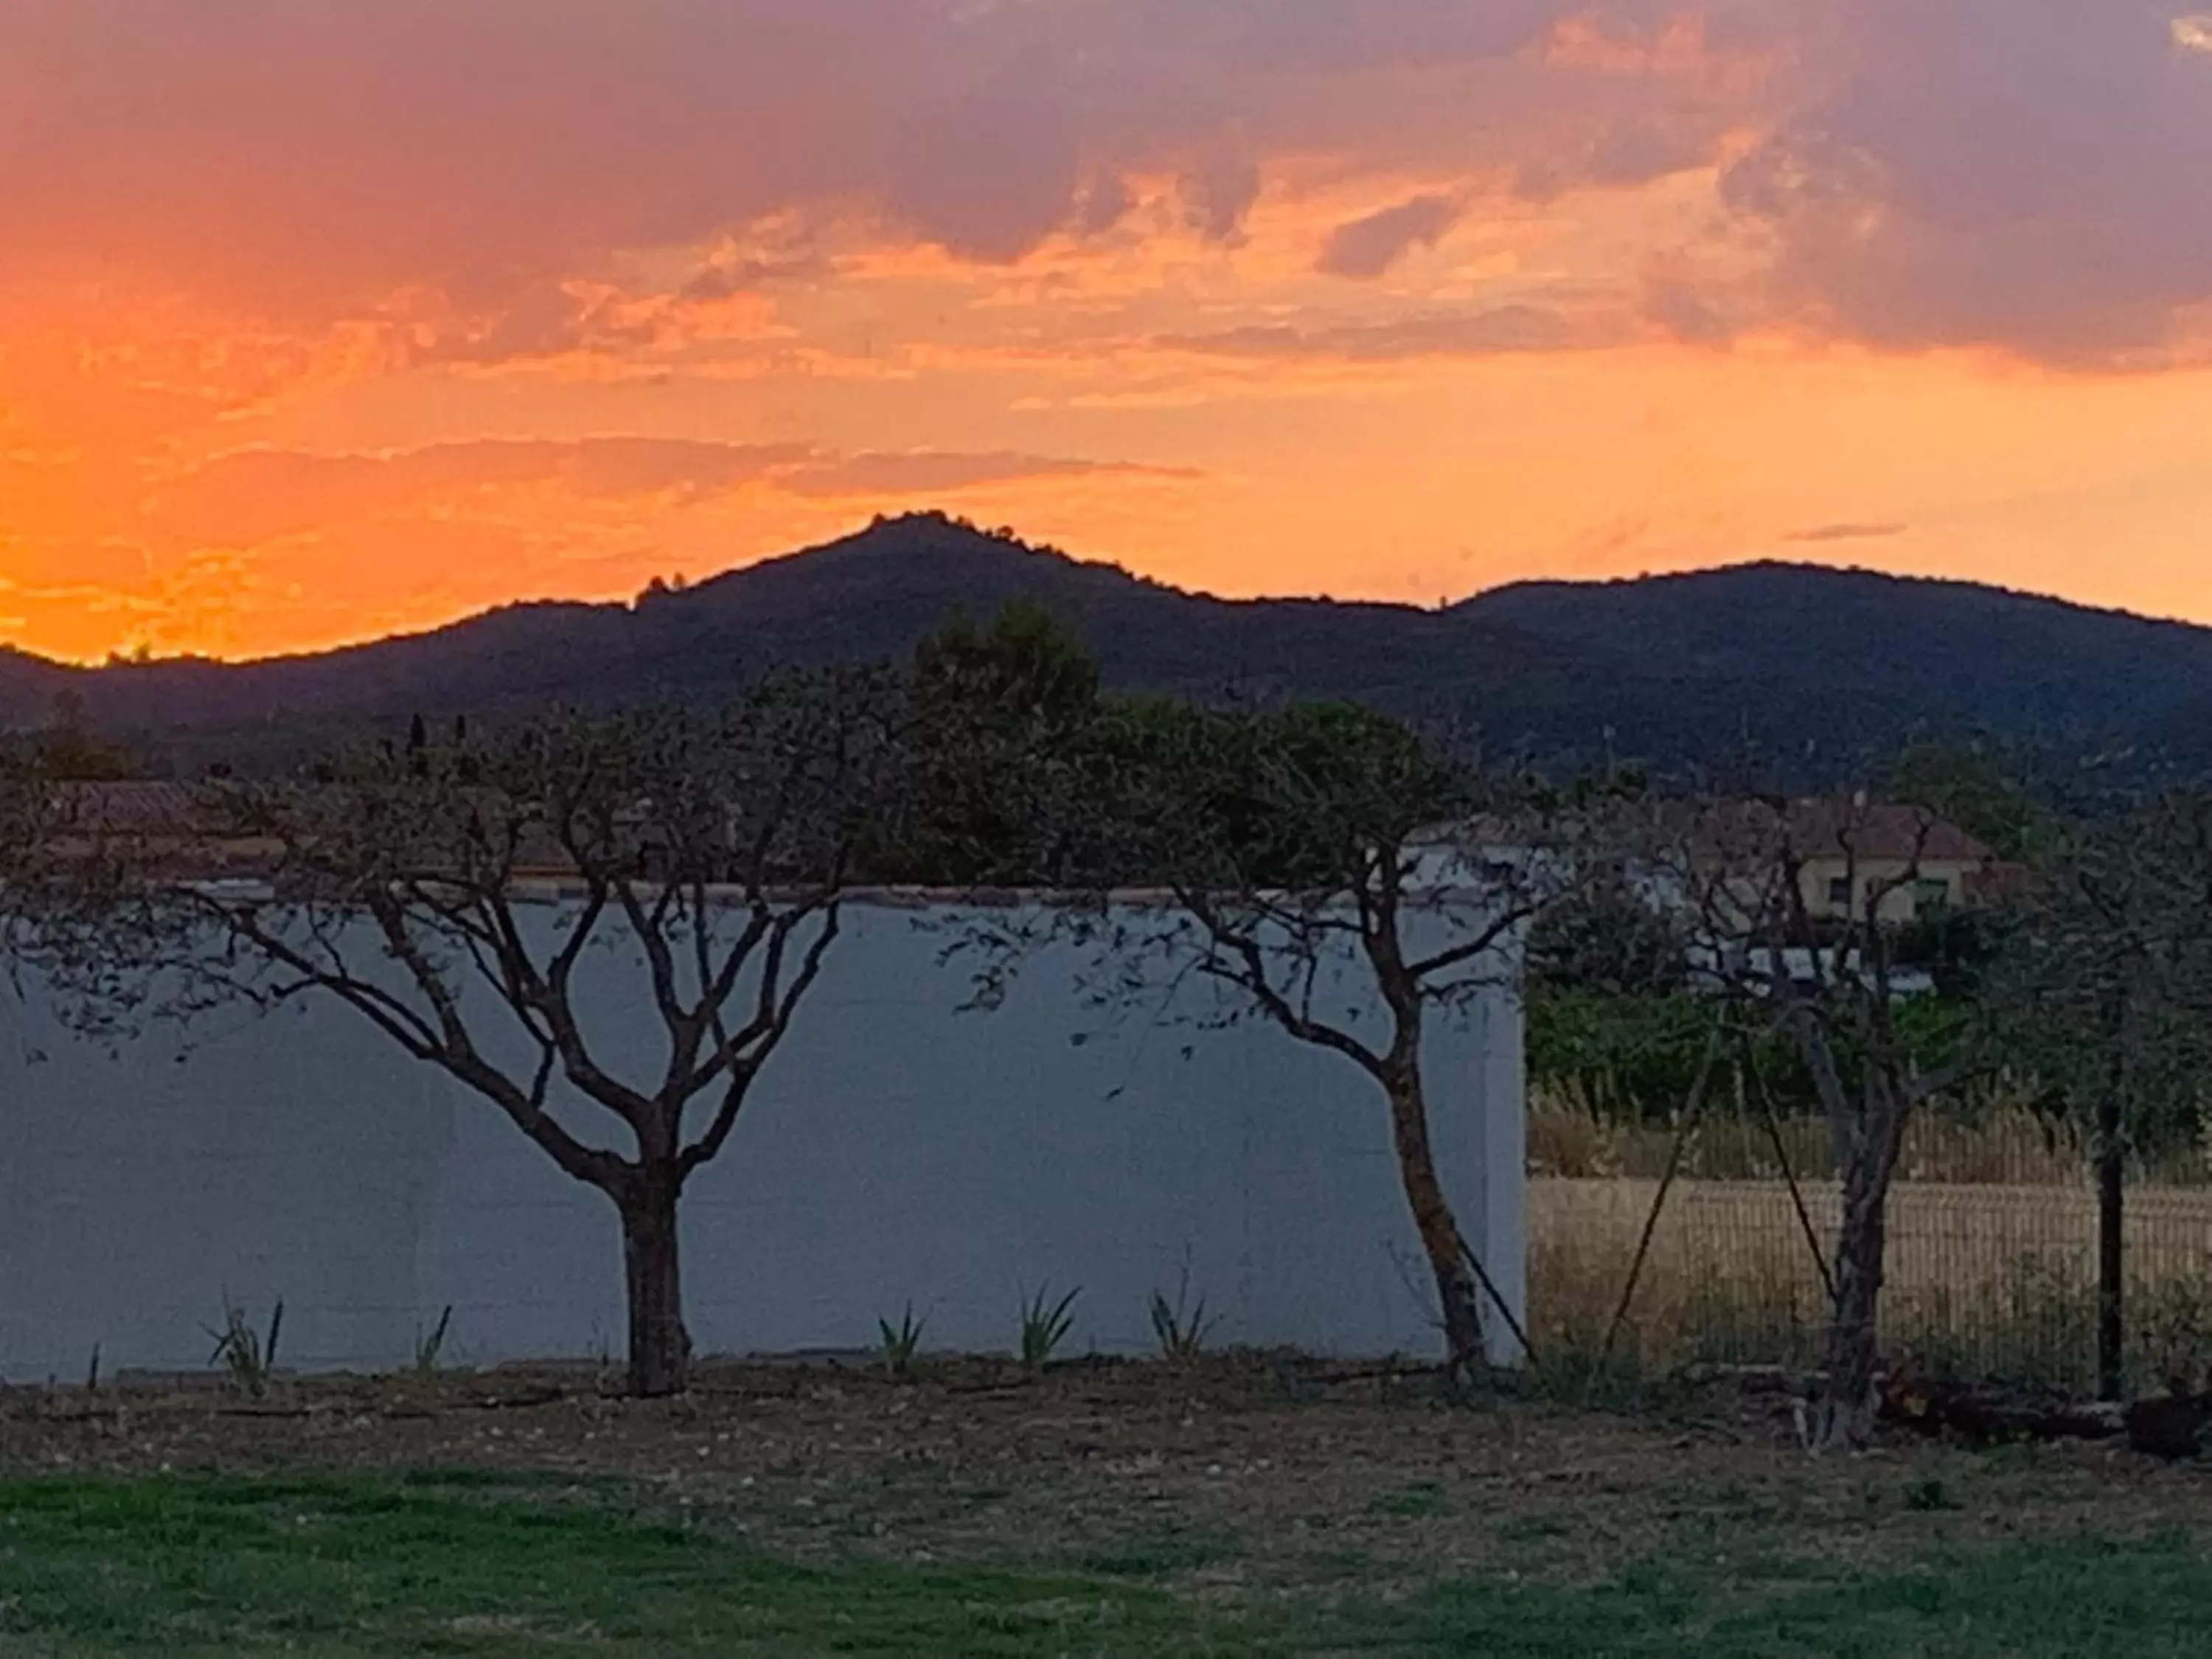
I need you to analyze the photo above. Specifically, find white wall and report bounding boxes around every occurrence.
[0,899,1523,1380]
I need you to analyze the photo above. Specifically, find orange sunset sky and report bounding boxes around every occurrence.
[6,0,2212,664]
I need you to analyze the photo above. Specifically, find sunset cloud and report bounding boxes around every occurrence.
[1164,304,1631,362]
[10,1,2199,366]
[8,1,2212,662]
[1318,195,1466,279]
[148,439,1192,543]
[0,0,1632,317]
[783,451,1200,498]
[1720,0,2212,361]
[1786,522,1911,545]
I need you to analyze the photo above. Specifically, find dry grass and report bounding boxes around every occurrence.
[1527,1093,2212,1391]
[1527,1091,2135,1186]
[1530,1177,2212,1392]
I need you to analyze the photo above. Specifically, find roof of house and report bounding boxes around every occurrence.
[1638,795,1995,874]
[49,781,215,836]
[1778,799,1993,865]
[42,784,1996,903]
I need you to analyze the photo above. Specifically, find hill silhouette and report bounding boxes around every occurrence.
[10,513,2209,777]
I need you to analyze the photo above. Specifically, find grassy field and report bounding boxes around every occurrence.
[1419,1534,2212,1658]
[4,1359,2212,1655]
[0,1473,1234,1656]
[1529,1175,2212,1390]
[3,1472,2212,1656]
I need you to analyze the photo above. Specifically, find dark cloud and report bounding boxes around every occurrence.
[1721,0,2212,361]
[1786,521,1910,544]
[883,49,1088,262]
[1180,128,1265,245]
[1074,174,1137,237]
[0,0,1647,315]
[1517,119,1717,202]
[1587,119,1714,189]
[0,1,926,310]
[1318,194,1464,279]
[1113,0,1624,75]
[1643,274,1738,345]
[21,0,2193,367]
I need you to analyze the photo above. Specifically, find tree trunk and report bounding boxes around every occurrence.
[1816,1107,1905,1453]
[619,1176,690,1398]
[1383,1064,1487,1377]
[2097,1082,2126,1402]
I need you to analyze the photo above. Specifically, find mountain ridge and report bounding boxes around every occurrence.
[1473,557,2211,636]
[11,514,2209,778]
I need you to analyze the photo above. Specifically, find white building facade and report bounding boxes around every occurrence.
[0,897,1524,1380]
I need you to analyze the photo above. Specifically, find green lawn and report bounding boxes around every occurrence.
[1425,1537,2212,1658]
[1,1473,2209,1656]
[0,1475,1247,1657]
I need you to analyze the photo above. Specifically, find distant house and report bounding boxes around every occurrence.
[41,779,574,891]
[1628,796,2017,1001]
[44,780,282,880]
[1780,799,1999,926]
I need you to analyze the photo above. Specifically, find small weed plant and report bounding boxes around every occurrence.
[1148,1257,1221,1363]
[414,1306,455,1377]
[1018,1285,1079,1375]
[1904,1475,1962,1513]
[205,1295,284,1399]
[878,1304,926,1382]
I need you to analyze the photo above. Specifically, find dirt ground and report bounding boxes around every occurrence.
[4,1355,2207,1601]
